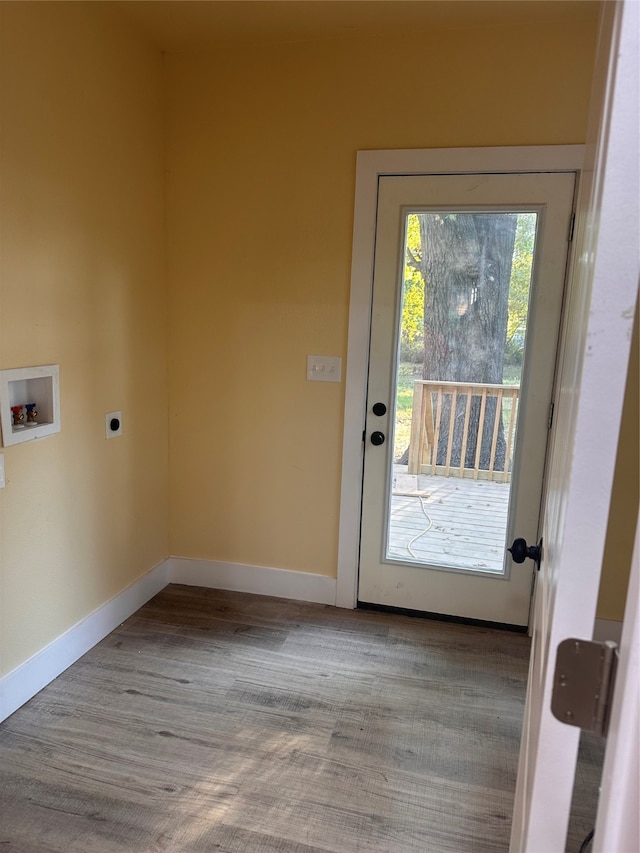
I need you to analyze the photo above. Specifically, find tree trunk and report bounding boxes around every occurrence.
[416,213,517,470]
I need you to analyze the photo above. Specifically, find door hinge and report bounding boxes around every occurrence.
[548,401,555,430]
[551,638,619,737]
[568,212,576,242]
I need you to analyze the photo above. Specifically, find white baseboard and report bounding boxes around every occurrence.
[594,618,623,644]
[9,555,611,725]
[0,559,170,723]
[0,557,336,722]
[169,556,337,606]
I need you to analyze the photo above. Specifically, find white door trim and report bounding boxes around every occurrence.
[337,145,585,609]
[511,0,638,846]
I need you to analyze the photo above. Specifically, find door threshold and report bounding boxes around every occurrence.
[357,600,528,633]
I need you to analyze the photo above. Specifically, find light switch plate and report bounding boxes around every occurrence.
[307,355,342,383]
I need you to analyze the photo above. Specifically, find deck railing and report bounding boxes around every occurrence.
[407,380,520,482]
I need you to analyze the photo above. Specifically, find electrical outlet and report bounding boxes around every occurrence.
[307,355,342,383]
[105,411,123,439]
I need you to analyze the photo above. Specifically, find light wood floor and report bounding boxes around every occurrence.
[0,586,600,852]
[389,470,510,573]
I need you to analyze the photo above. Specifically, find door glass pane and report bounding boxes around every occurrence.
[387,211,538,573]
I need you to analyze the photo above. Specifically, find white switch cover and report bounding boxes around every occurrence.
[0,453,4,488]
[307,355,342,382]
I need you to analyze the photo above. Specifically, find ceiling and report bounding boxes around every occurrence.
[111,1,601,52]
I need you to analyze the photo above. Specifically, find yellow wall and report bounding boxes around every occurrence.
[1,1,631,685]
[0,3,168,675]
[597,305,639,622]
[165,16,600,575]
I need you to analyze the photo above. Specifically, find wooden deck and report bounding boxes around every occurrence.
[388,466,511,573]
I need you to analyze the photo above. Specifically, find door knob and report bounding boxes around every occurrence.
[508,537,542,569]
[370,431,385,446]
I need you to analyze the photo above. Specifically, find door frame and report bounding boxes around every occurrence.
[357,172,577,625]
[336,145,585,612]
[511,0,639,846]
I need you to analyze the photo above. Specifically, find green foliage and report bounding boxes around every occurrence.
[393,363,422,460]
[398,212,536,376]
[506,213,537,362]
[399,215,425,361]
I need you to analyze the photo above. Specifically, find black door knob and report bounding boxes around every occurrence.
[508,537,542,569]
[370,431,385,446]
[372,402,387,416]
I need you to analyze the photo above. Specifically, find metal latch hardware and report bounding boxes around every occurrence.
[551,638,618,737]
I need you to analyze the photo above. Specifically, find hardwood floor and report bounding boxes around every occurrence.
[566,732,605,853]
[0,585,535,852]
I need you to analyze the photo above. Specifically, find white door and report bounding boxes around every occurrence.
[511,1,639,849]
[358,171,575,626]
[594,510,639,852]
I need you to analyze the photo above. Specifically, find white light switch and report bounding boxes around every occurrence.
[307,355,342,383]
[0,453,5,488]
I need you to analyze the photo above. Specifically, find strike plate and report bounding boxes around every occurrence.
[551,638,618,737]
